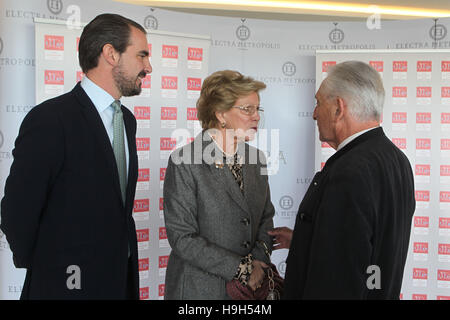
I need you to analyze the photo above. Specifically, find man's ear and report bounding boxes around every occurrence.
[335,97,346,121]
[101,43,120,67]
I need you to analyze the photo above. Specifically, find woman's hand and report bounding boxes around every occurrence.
[268,227,293,250]
[248,260,268,291]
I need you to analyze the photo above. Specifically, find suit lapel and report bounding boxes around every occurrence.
[72,83,124,207]
[224,165,251,217]
[123,109,138,211]
[243,165,257,208]
[242,147,265,218]
[208,163,251,217]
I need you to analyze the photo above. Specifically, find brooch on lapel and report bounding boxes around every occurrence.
[214,161,224,169]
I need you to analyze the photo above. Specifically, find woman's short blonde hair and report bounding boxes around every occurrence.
[197,70,266,129]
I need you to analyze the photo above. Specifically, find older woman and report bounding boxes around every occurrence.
[163,70,275,300]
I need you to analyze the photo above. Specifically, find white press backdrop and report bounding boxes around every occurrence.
[1,0,450,300]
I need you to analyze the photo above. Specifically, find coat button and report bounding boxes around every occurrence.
[241,218,250,226]
[241,241,250,249]
[299,212,305,220]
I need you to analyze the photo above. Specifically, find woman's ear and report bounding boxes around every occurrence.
[215,110,226,124]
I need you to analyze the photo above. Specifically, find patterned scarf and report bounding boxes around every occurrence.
[224,152,244,194]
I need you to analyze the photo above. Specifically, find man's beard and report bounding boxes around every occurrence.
[113,64,146,97]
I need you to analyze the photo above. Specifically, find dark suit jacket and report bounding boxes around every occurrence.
[163,131,275,299]
[0,83,139,299]
[284,127,415,299]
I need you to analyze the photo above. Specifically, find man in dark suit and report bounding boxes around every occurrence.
[0,14,152,299]
[270,61,415,299]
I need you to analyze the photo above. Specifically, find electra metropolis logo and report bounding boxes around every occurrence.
[329,23,344,44]
[277,261,286,276]
[211,18,279,50]
[144,15,158,30]
[282,62,296,77]
[279,195,294,210]
[0,130,12,161]
[236,20,250,41]
[47,0,63,15]
[430,24,448,41]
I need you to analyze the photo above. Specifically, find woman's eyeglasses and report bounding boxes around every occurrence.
[232,104,264,116]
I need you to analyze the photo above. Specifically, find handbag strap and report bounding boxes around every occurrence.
[267,266,275,291]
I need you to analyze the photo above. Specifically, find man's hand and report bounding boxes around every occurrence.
[268,227,293,250]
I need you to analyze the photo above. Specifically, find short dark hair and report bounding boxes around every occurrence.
[78,13,146,73]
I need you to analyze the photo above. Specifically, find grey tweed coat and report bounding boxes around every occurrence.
[163,131,275,300]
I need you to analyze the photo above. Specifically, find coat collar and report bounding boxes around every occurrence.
[323,126,385,171]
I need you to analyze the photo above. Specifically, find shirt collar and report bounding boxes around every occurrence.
[337,126,379,151]
[80,76,115,114]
